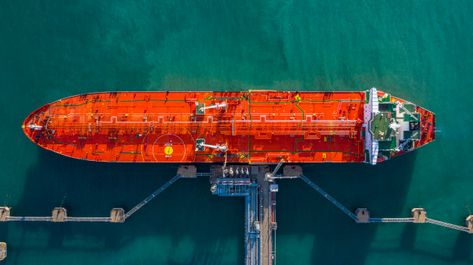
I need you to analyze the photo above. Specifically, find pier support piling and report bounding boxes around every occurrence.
[411,208,427,223]
[282,165,302,178]
[177,165,197,178]
[110,208,125,223]
[355,208,370,223]
[0,207,10,221]
[51,207,67,222]
[466,215,473,234]
[0,242,6,261]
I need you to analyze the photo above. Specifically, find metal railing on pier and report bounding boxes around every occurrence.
[6,216,111,222]
[426,218,470,233]
[368,218,414,223]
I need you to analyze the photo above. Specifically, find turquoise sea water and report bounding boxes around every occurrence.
[1,1,472,264]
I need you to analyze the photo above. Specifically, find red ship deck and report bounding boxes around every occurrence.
[23,91,367,163]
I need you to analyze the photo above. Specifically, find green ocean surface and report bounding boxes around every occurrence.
[1,1,472,264]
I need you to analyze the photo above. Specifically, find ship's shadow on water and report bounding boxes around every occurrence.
[452,233,472,261]
[14,150,243,265]
[277,153,418,265]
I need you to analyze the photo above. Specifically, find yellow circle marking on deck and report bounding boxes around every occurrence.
[164,146,174,156]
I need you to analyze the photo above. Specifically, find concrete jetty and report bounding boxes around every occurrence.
[282,165,303,178]
[256,167,275,265]
[177,165,197,178]
[0,207,10,221]
[467,215,473,234]
[0,242,6,261]
[211,165,277,265]
[110,208,125,223]
[411,208,427,223]
[355,208,370,223]
[52,207,67,222]
[1,165,472,265]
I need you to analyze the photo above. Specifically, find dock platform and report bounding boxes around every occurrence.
[1,164,472,264]
[211,165,277,265]
[0,242,6,261]
[300,173,473,233]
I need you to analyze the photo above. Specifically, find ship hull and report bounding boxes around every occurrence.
[23,90,435,164]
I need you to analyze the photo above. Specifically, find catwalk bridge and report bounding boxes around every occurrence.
[1,165,472,264]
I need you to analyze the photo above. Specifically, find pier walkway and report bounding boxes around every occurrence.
[256,169,276,265]
[426,218,471,233]
[124,175,180,219]
[368,218,415,223]
[299,174,473,234]
[6,216,112,222]
[1,164,472,264]
[212,177,260,265]
[1,172,184,224]
[210,165,277,265]
[299,174,357,221]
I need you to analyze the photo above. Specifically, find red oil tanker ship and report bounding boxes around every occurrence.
[22,88,435,165]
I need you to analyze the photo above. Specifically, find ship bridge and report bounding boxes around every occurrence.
[364,88,435,164]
